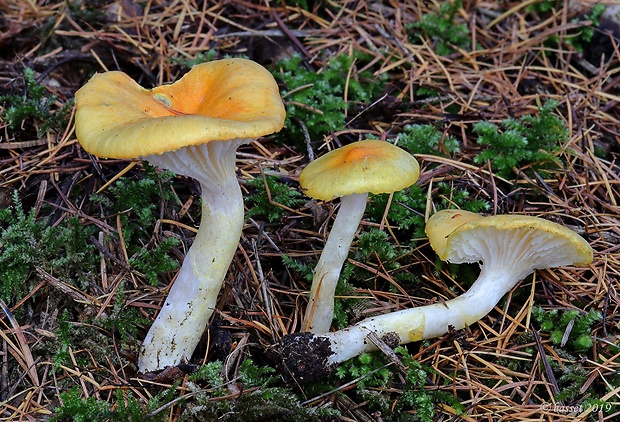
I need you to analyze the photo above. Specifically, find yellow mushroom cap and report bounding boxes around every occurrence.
[75,58,286,159]
[299,140,420,201]
[426,209,485,260]
[437,213,593,272]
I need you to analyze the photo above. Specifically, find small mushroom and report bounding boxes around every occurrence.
[75,59,285,372]
[279,210,593,382]
[299,140,420,333]
[423,210,593,335]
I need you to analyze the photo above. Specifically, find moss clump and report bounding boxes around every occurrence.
[473,100,569,178]
[245,175,305,223]
[274,53,386,144]
[0,67,73,136]
[0,191,96,304]
[406,0,471,56]
[90,166,180,285]
[533,306,602,353]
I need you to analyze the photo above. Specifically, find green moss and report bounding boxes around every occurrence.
[90,165,179,285]
[245,175,305,223]
[274,53,386,145]
[473,100,569,178]
[566,4,606,51]
[395,347,464,421]
[0,191,97,303]
[526,0,558,13]
[94,280,150,344]
[396,124,460,157]
[129,236,180,285]
[0,67,73,136]
[367,182,489,237]
[183,360,337,421]
[66,1,107,28]
[407,0,471,56]
[52,309,77,370]
[281,255,315,283]
[335,352,394,389]
[52,385,175,422]
[334,347,464,421]
[355,229,400,270]
[533,306,602,353]
[528,1,606,52]
[50,308,136,372]
[53,358,334,421]
[52,386,112,422]
[237,358,279,387]
[326,262,357,329]
[91,166,173,246]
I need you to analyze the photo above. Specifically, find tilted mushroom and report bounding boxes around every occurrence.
[279,210,593,382]
[75,59,285,372]
[299,140,420,333]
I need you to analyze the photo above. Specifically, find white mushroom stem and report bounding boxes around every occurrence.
[317,260,522,365]
[303,193,368,333]
[138,139,249,372]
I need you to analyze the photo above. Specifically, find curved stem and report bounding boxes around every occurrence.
[138,140,247,372]
[302,193,368,333]
[324,266,517,364]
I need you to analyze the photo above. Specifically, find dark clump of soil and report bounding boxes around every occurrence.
[278,333,334,384]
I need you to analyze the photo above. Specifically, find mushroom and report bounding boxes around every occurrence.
[75,59,285,372]
[279,210,593,382]
[299,140,420,333]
